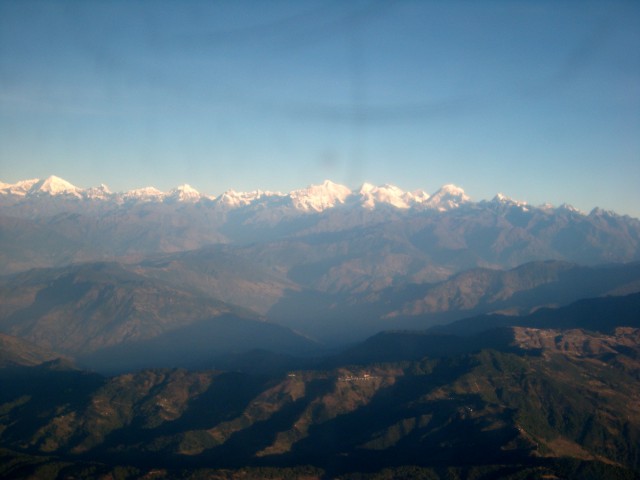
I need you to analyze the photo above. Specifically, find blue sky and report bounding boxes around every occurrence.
[1,0,639,216]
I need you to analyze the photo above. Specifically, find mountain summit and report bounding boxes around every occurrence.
[168,184,201,203]
[425,184,471,210]
[289,180,352,212]
[27,175,82,198]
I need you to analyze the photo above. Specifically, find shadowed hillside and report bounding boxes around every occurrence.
[1,316,639,479]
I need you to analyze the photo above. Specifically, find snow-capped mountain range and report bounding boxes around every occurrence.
[1,175,638,283]
[0,175,577,215]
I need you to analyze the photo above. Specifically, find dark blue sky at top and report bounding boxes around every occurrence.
[1,0,639,216]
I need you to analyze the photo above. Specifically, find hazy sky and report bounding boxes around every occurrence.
[1,0,639,216]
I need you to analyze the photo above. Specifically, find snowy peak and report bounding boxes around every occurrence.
[0,178,40,196]
[357,183,412,209]
[215,189,274,208]
[214,188,284,208]
[123,186,166,202]
[289,180,352,212]
[491,193,528,208]
[84,184,112,200]
[168,184,201,203]
[353,184,431,210]
[558,203,582,214]
[1,176,113,200]
[28,175,82,198]
[124,184,203,203]
[425,184,470,211]
[408,189,430,204]
[492,193,510,203]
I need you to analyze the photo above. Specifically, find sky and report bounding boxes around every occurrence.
[0,0,639,217]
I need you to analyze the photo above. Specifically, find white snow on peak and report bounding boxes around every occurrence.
[359,182,376,194]
[168,184,201,202]
[357,183,413,209]
[0,178,40,196]
[123,186,166,202]
[407,189,430,204]
[1,176,610,220]
[491,193,527,207]
[289,180,352,212]
[558,203,582,214]
[28,175,82,198]
[437,184,467,196]
[216,189,279,208]
[425,184,470,211]
[84,184,112,200]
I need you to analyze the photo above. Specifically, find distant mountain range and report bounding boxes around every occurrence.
[1,176,639,277]
[0,175,475,210]
[0,175,632,218]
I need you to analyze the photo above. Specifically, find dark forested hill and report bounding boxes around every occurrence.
[1,322,639,479]
[434,291,640,336]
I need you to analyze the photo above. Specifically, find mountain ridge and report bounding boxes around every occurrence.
[2,257,640,359]
[1,175,619,217]
[2,177,639,278]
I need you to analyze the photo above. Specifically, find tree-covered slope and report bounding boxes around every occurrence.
[1,326,639,479]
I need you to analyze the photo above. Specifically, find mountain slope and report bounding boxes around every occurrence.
[2,258,640,352]
[0,263,318,366]
[79,314,321,373]
[0,333,65,367]
[328,291,640,366]
[382,260,640,319]
[134,245,299,316]
[266,261,640,342]
[1,325,639,479]
[0,262,225,355]
[435,291,640,336]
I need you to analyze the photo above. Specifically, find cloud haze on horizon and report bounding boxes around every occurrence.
[1,0,639,217]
